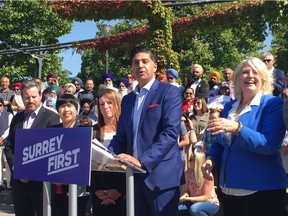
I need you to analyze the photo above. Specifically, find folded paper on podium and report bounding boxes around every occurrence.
[91,139,146,173]
[91,139,126,172]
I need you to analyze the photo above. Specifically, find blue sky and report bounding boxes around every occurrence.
[58,21,98,77]
[58,21,272,78]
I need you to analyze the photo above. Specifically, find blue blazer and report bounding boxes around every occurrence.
[272,68,285,96]
[208,95,287,190]
[109,80,184,191]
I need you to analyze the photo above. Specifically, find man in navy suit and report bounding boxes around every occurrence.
[108,46,184,216]
[4,79,60,216]
[262,53,285,96]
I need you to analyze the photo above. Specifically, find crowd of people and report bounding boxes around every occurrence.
[0,48,288,216]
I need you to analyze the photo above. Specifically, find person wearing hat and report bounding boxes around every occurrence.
[0,97,13,190]
[49,84,61,99]
[41,72,64,102]
[207,70,221,98]
[102,73,118,92]
[72,77,84,98]
[11,81,25,115]
[77,98,97,126]
[117,77,130,99]
[166,68,185,93]
[185,64,210,98]
[218,82,231,97]
[63,83,76,95]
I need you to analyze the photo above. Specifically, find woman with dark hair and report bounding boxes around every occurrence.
[90,89,125,216]
[190,97,209,135]
[51,94,90,216]
[182,87,195,116]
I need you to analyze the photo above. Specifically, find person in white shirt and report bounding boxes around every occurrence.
[185,64,209,98]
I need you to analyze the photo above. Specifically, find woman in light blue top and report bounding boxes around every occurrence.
[202,57,286,216]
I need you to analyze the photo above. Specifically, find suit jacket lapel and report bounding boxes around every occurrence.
[31,106,45,128]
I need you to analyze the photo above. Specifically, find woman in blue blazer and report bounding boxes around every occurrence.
[202,57,287,216]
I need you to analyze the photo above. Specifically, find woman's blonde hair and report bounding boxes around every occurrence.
[233,57,274,99]
[97,89,121,140]
[193,149,206,188]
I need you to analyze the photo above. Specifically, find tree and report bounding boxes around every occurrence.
[0,0,72,85]
[79,2,268,86]
[62,1,288,85]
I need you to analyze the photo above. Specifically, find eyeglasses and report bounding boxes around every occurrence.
[14,88,19,91]
[263,59,272,63]
[185,92,193,95]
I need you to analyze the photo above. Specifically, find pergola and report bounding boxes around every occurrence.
[50,0,282,71]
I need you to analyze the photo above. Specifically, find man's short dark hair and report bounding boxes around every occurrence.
[129,46,157,64]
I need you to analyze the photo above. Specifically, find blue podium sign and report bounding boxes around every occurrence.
[14,127,92,185]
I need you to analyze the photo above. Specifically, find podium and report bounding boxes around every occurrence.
[91,139,146,216]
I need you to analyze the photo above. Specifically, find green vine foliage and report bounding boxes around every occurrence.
[51,0,178,73]
[52,0,288,82]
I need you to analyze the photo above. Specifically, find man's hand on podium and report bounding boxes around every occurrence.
[117,153,141,168]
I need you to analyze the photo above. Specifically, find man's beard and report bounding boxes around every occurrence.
[192,74,200,82]
[208,80,216,89]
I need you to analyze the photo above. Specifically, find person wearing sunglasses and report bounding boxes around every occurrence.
[126,73,137,92]
[262,53,285,96]
[72,77,84,98]
[182,87,195,116]
[166,68,185,94]
[102,73,118,92]
[11,81,25,115]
